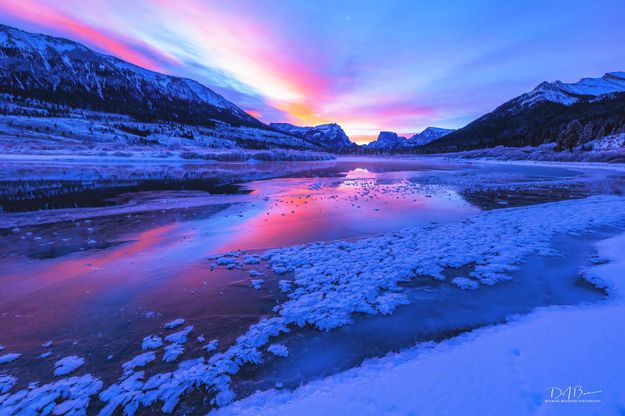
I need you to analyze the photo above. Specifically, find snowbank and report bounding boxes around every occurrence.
[444,143,625,163]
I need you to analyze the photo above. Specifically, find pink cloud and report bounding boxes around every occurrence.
[245,109,262,119]
[0,0,166,71]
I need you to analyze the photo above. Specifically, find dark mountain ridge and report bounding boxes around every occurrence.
[0,24,263,129]
[422,72,625,152]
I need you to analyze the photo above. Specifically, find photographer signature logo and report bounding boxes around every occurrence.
[545,386,602,404]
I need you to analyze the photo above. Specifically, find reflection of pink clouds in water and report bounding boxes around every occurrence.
[1,224,178,298]
[213,173,477,253]
[0,223,183,339]
[0,169,478,347]
[216,185,335,253]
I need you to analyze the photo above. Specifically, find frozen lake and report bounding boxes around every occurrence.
[1,156,624,413]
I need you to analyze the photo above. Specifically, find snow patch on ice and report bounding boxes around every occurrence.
[142,335,163,350]
[165,326,193,344]
[0,353,21,364]
[0,374,16,394]
[203,340,219,353]
[163,318,185,329]
[278,280,292,293]
[122,352,156,376]
[216,257,238,266]
[452,277,479,290]
[53,356,85,376]
[163,344,184,363]
[251,279,264,289]
[267,344,288,357]
[243,255,261,265]
[0,375,102,415]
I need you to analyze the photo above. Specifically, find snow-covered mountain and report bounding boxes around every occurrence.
[269,123,310,137]
[269,122,355,149]
[516,72,625,109]
[365,128,453,149]
[405,127,454,147]
[423,71,625,152]
[0,24,261,128]
[366,131,407,149]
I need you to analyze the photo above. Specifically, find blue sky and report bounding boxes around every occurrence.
[1,0,624,142]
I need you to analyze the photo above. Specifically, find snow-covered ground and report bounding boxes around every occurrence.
[0,96,333,162]
[215,231,625,416]
[442,138,625,163]
[590,133,625,151]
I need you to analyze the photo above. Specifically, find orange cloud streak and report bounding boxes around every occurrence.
[245,109,262,119]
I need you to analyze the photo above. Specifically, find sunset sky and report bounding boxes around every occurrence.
[1,0,624,143]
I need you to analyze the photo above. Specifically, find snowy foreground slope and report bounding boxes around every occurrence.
[2,196,625,414]
[214,232,625,416]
